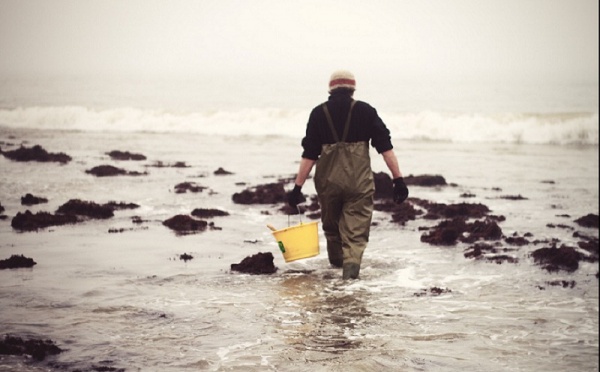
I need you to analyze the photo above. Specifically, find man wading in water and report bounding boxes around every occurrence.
[288,70,409,279]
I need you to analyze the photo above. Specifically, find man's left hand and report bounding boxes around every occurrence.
[393,177,409,204]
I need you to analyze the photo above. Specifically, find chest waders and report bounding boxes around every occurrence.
[314,101,375,275]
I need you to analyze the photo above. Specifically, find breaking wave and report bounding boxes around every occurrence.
[0,106,597,145]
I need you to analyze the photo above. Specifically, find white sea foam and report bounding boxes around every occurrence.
[1,75,597,145]
[0,105,597,145]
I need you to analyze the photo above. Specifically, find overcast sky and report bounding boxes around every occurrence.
[0,0,598,85]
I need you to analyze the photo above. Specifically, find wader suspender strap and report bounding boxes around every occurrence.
[322,100,356,143]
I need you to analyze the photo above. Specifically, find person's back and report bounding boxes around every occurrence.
[301,88,394,160]
[288,70,409,279]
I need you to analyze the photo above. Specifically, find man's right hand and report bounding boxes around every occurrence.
[287,185,305,207]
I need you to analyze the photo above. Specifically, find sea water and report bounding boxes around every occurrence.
[0,75,598,371]
[0,75,597,144]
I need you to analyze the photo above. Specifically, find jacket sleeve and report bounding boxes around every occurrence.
[300,108,322,160]
[369,108,394,153]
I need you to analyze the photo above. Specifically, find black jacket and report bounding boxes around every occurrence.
[301,91,394,160]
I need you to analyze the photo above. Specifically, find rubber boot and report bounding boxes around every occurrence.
[342,263,360,280]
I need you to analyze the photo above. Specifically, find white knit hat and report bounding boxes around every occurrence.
[328,70,356,93]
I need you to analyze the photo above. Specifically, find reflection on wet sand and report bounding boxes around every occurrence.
[275,272,371,356]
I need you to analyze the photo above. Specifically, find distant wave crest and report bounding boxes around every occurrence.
[0,106,597,145]
[387,111,599,145]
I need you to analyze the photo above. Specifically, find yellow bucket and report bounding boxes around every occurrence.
[271,221,320,263]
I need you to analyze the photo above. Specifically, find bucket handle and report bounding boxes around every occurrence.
[288,206,303,227]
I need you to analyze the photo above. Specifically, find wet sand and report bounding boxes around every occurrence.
[0,127,598,371]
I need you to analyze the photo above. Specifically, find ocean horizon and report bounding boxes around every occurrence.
[0,74,598,146]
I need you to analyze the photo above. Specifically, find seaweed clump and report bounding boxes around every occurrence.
[1,145,71,164]
[231,252,277,275]
[0,334,62,361]
[0,255,37,269]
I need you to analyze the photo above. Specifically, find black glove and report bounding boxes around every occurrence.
[393,177,409,204]
[287,184,305,208]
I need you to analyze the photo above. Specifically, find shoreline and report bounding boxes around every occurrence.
[0,127,598,371]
